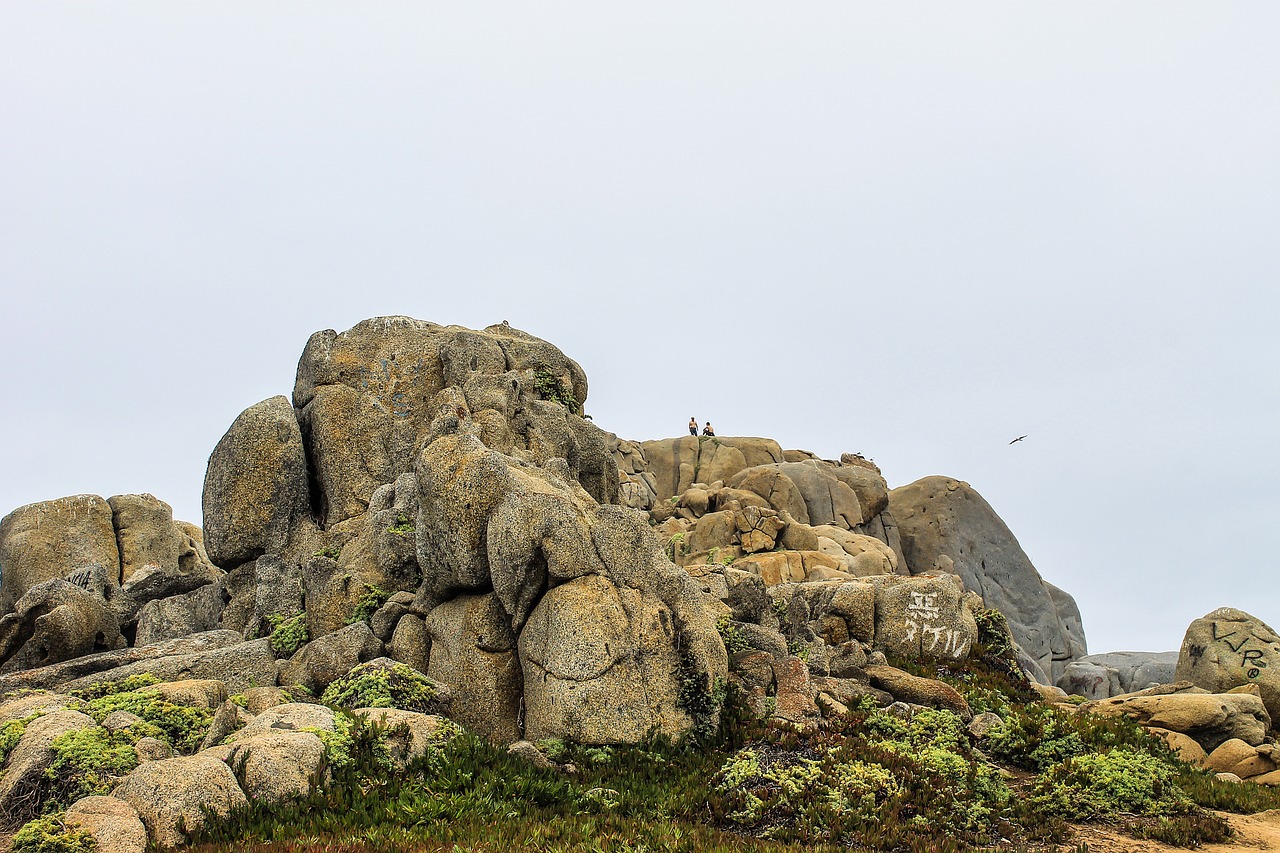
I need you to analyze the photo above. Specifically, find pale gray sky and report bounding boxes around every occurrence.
[2,2,1277,655]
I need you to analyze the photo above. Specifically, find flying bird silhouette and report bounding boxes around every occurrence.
[1009,435,1027,445]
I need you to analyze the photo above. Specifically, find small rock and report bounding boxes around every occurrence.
[66,795,148,853]
[968,712,1003,739]
[507,740,557,770]
[134,737,173,762]
[102,710,144,733]
[112,755,248,848]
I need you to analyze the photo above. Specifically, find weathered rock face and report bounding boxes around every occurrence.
[638,436,784,502]
[0,495,120,613]
[1057,651,1179,700]
[293,317,616,528]
[201,396,311,569]
[519,573,697,744]
[0,576,123,672]
[109,494,183,586]
[1177,608,1280,724]
[888,476,1085,682]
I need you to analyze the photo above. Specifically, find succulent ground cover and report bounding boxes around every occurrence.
[182,654,1280,853]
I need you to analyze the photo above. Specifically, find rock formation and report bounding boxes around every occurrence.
[6,315,1193,852]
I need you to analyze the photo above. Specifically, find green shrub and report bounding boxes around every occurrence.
[1026,748,1192,821]
[12,814,97,853]
[69,673,159,701]
[984,704,1087,771]
[531,366,580,414]
[320,661,444,714]
[716,617,750,656]
[0,717,28,765]
[43,727,139,807]
[346,585,390,624]
[78,684,212,753]
[386,513,415,536]
[267,612,309,656]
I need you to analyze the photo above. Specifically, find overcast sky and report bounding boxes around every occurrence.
[2,3,1277,656]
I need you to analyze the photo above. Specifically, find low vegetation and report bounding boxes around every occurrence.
[10,619,1280,852]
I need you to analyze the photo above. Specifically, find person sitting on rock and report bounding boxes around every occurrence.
[688,417,698,436]
[702,422,715,437]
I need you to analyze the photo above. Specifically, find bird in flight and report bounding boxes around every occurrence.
[1009,435,1028,445]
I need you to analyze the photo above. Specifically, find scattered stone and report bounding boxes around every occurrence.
[65,795,148,853]
[863,665,972,720]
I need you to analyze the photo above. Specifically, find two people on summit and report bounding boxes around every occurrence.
[688,417,714,437]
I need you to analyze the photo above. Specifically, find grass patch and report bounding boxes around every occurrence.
[72,676,213,754]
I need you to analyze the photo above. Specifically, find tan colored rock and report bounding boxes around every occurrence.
[112,755,247,848]
[507,740,557,770]
[863,664,972,719]
[0,495,120,612]
[812,526,898,575]
[520,574,695,744]
[1032,682,1071,703]
[352,707,457,768]
[735,551,807,586]
[872,574,977,662]
[61,638,278,695]
[1252,770,1280,785]
[0,692,73,725]
[224,730,326,804]
[199,700,252,750]
[816,692,849,717]
[772,656,818,722]
[278,622,383,693]
[1082,691,1270,750]
[1176,607,1280,725]
[639,437,783,501]
[0,576,123,671]
[389,614,431,675]
[201,396,311,568]
[66,795,148,853]
[134,737,172,762]
[686,511,739,557]
[108,494,182,587]
[1207,738,1263,773]
[1148,728,1208,765]
[424,593,521,743]
[150,679,228,710]
[241,686,292,715]
[233,702,335,741]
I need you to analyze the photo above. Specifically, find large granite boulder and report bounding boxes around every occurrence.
[0,709,98,825]
[872,574,978,662]
[65,796,148,853]
[519,573,697,743]
[201,396,311,569]
[1177,608,1280,724]
[0,495,120,613]
[112,755,247,848]
[424,593,522,743]
[888,476,1086,682]
[1083,686,1271,751]
[108,494,183,586]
